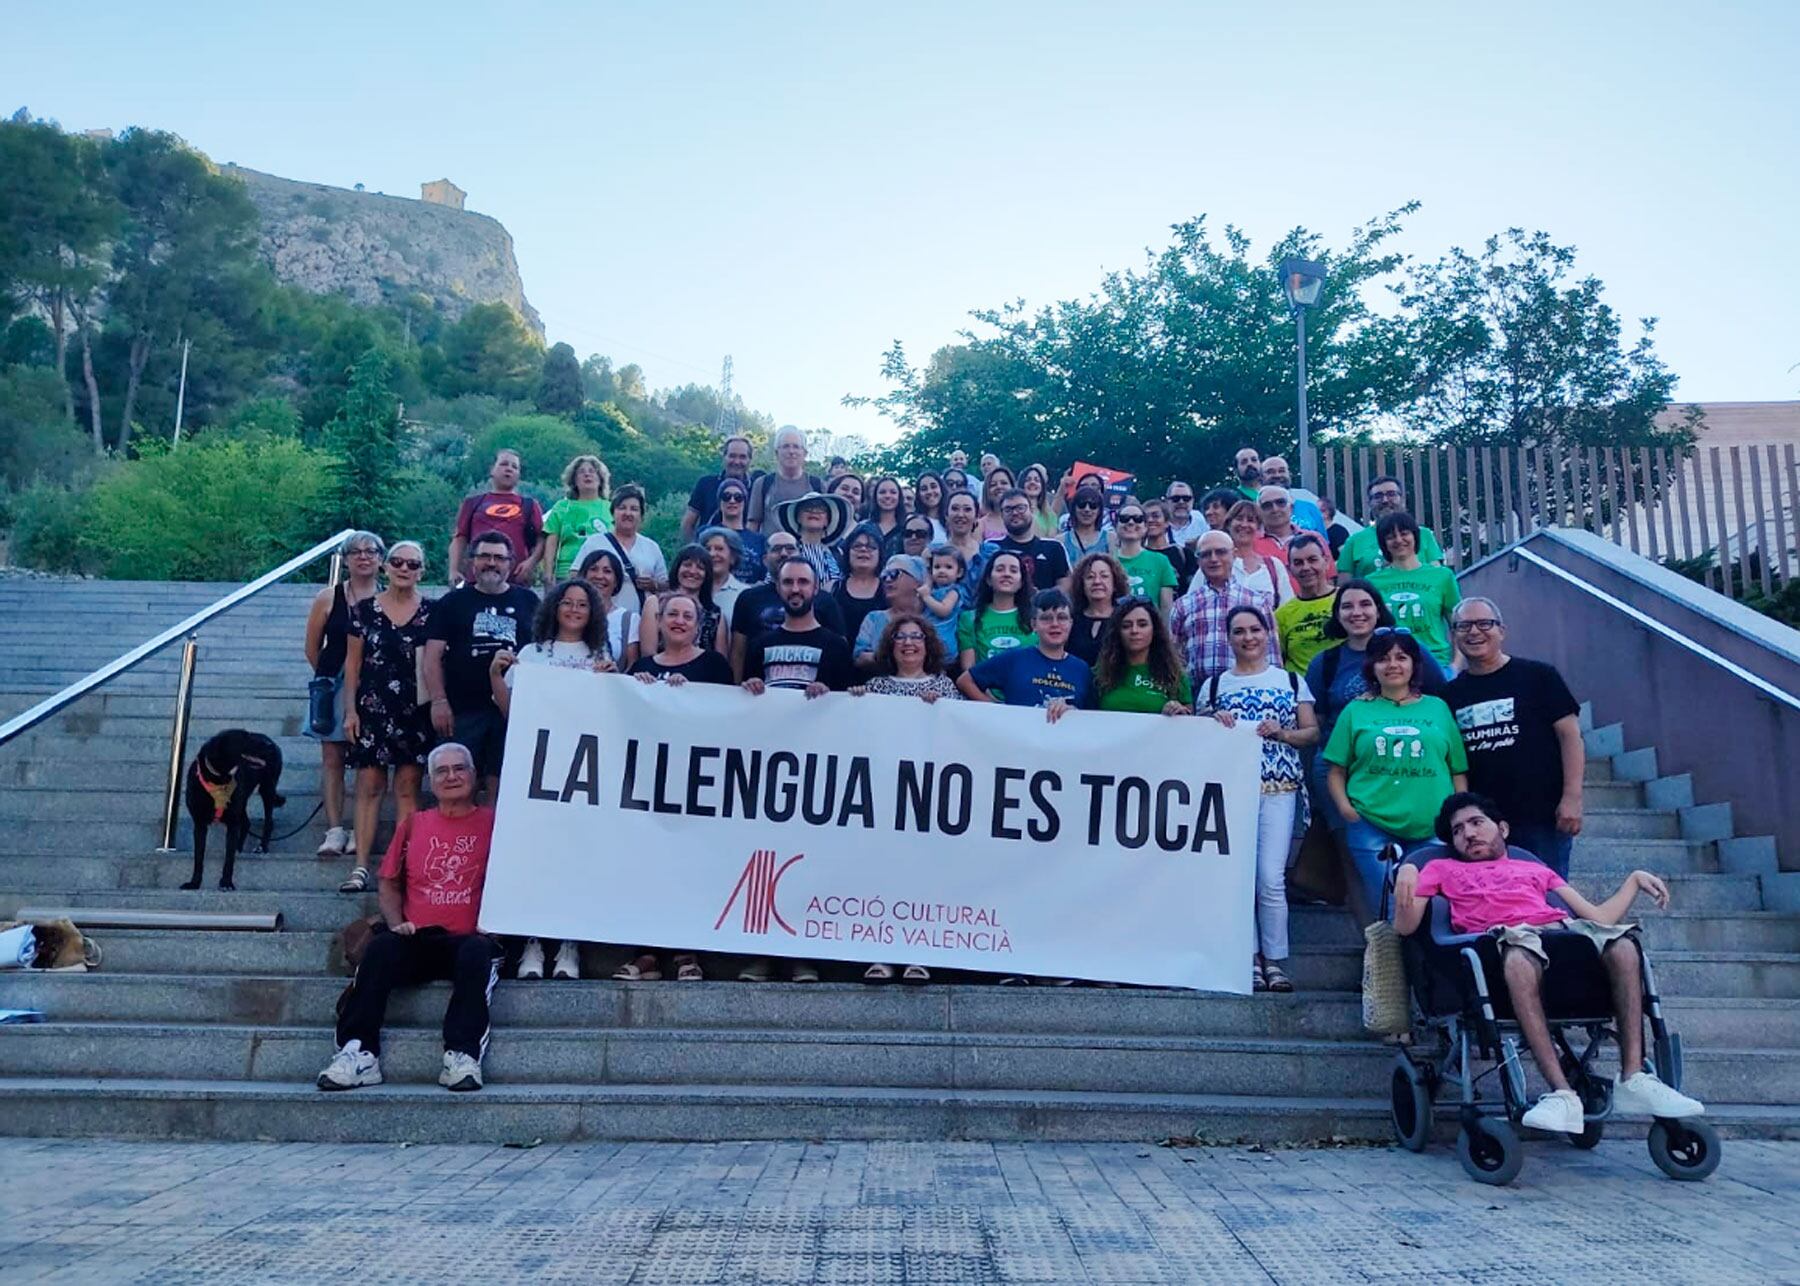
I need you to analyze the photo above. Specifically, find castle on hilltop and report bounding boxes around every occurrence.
[420,178,466,210]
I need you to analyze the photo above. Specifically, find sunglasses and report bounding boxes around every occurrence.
[1166,494,1193,503]
[1371,626,1414,638]
[1119,594,1154,609]
[388,558,423,571]
[905,529,931,539]
[1073,498,1101,510]
[1116,513,1146,524]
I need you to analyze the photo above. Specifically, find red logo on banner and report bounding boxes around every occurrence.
[714,849,805,935]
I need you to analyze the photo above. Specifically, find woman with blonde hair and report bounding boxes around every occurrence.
[541,453,613,583]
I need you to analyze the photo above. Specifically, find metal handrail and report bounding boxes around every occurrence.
[0,528,357,749]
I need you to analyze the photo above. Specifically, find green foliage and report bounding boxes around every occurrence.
[0,366,88,488]
[218,395,302,442]
[641,487,690,554]
[535,341,584,416]
[390,471,462,576]
[425,302,542,401]
[78,436,334,579]
[8,479,102,573]
[319,349,406,535]
[469,413,594,498]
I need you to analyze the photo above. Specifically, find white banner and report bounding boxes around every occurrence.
[481,667,1263,991]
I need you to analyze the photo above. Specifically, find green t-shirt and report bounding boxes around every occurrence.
[1336,523,1444,579]
[543,496,615,579]
[1368,563,1462,665]
[1322,695,1468,839]
[1116,548,1179,603]
[1097,663,1193,714]
[1275,593,1336,676]
[956,607,1034,663]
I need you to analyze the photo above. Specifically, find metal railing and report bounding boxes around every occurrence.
[0,529,356,848]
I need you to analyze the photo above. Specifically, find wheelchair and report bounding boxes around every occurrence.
[1385,846,1723,1185]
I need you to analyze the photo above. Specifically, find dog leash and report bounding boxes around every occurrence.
[266,800,326,843]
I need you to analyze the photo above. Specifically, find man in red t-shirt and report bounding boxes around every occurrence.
[448,449,545,587]
[1392,792,1702,1136]
[317,743,502,1093]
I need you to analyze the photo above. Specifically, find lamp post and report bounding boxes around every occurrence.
[1277,258,1327,494]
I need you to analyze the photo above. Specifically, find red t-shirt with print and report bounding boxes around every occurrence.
[378,806,494,935]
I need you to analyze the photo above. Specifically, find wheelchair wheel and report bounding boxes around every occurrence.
[1648,1118,1721,1181]
[1390,1063,1432,1152]
[1456,1119,1523,1186]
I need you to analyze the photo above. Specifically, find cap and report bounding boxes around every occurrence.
[881,554,926,582]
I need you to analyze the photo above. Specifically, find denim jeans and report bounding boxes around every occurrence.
[1344,819,1433,920]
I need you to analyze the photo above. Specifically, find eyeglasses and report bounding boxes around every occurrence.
[1258,498,1290,509]
[892,631,927,643]
[1452,618,1502,634]
[473,553,510,563]
[1369,489,1404,504]
[347,547,381,558]
[1371,626,1414,638]
[388,558,423,571]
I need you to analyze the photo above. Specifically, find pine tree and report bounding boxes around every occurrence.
[536,341,584,416]
[322,348,405,535]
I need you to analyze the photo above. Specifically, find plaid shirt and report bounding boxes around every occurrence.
[1168,574,1280,686]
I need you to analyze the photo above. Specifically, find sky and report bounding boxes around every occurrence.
[6,1,1798,443]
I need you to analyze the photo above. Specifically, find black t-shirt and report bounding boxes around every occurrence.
[1151,542,1195,595]
[730,582,846,642]
[744,625,854,691]
[994,536,1070,592]
[1444,657,1580,828]
[1068,612,1109,665]
[686,472,754,523]
[832,580,885,647]
[427,585,540,713]
[629,651,734,685]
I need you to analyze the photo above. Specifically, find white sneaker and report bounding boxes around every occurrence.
[1521,1088,1585,1134]
[316,826,350,856]
[316,1040,382,1091]
[517,938,545,980]
[552,941,580,980]
[440,1051,483,1091]
[1613,1070,1705,1119]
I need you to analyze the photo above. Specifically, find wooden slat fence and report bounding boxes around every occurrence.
[1307,442,1798,598]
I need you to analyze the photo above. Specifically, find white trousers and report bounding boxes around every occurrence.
[1256,790,1298,962]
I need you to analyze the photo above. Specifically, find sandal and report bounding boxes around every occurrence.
[338,866,370,894]
[1263,962,1294,993]
[612,953,662,982]
[1251,960,1268,992]
[672,954,704,982]
[863,963,896,984]
[900,965,931,986]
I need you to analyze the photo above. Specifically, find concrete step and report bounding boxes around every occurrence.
[1576,809,1680,840]
[1583,759,1614,783]
[0,733,321,764]
[1283,906,1800,954]
[1567,840,1719,875]
[6,973,1797,1047]
[1,759,344,790]
[0,788,323,822]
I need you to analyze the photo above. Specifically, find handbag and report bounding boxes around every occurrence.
[1360,842,1411,1035]
[307,675,338,736]
[1289,817,1347,906]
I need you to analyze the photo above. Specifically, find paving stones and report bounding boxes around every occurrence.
[2,1137,1799,1283]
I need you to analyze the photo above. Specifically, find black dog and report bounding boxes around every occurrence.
[183,730,285,891]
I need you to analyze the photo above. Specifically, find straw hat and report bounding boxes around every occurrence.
[773,490,855,545]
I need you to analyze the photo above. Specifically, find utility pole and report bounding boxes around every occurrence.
[713,355,737,439]
[170,337,191,448]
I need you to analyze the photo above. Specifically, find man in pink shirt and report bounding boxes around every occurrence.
[1392,792,1703,1135]
[317,742,502,1093]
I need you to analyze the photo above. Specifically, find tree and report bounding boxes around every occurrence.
[580,354,616,402]
[850,209,1418,488]
[426,302,541,400]
[613,362,647,402]
[535,341,584,415]
[320,349,406,535]
[101,129,262,451]
[0,119,119,430]
[1395,228,1695,448]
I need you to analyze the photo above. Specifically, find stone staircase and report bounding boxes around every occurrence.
[1,577,1797,1143]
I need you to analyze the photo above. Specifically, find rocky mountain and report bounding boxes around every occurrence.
[223,165,542,336]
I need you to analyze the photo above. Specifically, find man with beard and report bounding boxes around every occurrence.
[738,555,852,985]
[741,556,855,697]
[728,532,848,679]
[993,488,1070,591]
[423,532,539,800]
[1231,446,1262,501]
[1336,474,1445,578]
[682,434,755,543]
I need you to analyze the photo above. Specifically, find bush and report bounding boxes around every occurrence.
[78,437,335,579]
[0,366,91,490]
[641,487,690,555]
[390,470,461,582]
[8,479,104,574]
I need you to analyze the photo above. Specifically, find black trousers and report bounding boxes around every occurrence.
[336,928,502,1059]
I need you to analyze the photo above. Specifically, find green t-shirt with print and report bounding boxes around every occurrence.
[1368,563,1462,665]
[1275,593,1336,676]
[956,607,1034,663]
[1116,548,1179,603]
[1336,523,1445,579]
[1097,663,1193,714]
[1322,694,1468,839]
[543,496,615,579]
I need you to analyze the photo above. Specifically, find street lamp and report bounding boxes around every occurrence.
[1277,257,1327,493]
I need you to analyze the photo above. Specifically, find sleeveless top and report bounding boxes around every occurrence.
[316,583,354,677]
